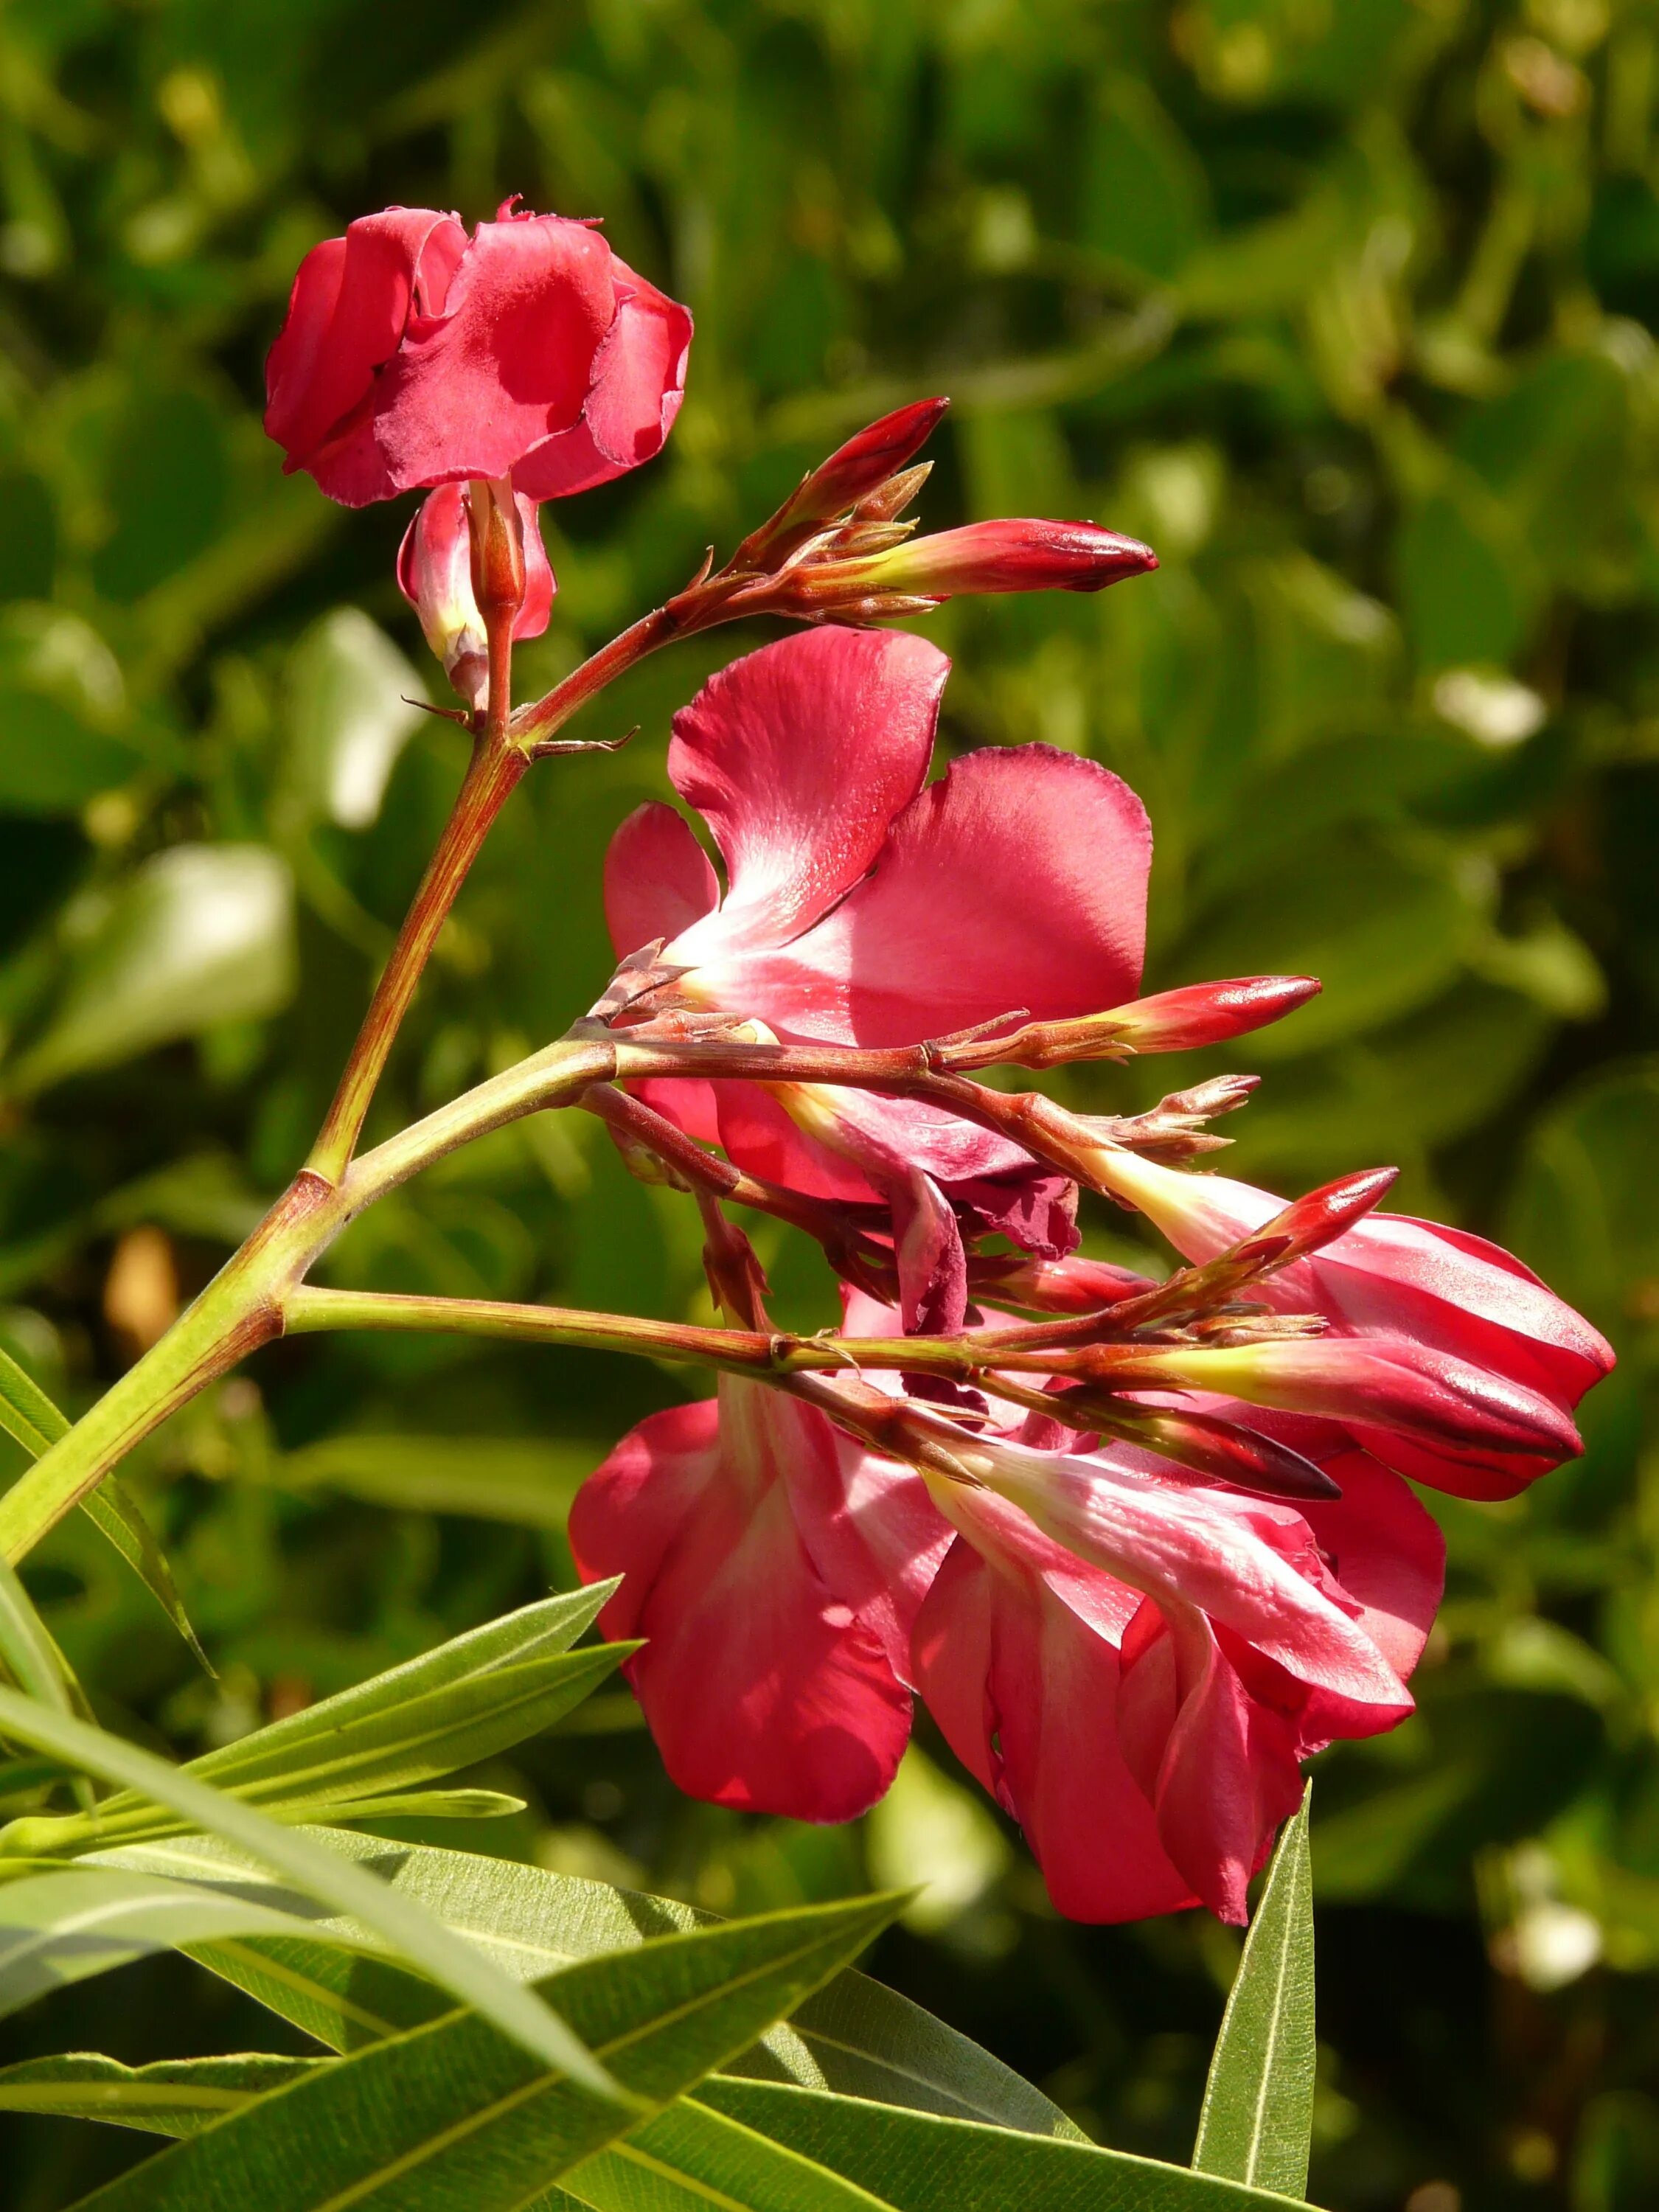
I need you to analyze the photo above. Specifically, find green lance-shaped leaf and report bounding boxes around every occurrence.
[4,1583,625,1854]
[664,2079,1313,2210]
[0,1338,210,1672]
[100,1828,1080,2137]
[0,1863,382,2020]
[0,1686,622,2099]
[57,1893,905,2212]
[1192,1785,1316,2199]
[0,2052,324,2138]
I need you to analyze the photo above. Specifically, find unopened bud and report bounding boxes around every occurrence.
[858,518,1156,602]
[1119,1337,1582,1464]
[397,481,554,708]
[1100,975,1322,1053]
[970,1253,1155,1312]
[734,398,950,570]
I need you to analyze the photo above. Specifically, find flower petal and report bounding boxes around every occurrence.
[667,628,946,956]
[913,1514,1196,1923]
[732,746,1151,1046]
[1116,1601,1304,1924]
[605,800,720,959]
[265,207,467,497]
[568,1387,911,1820]
[367,213,617,496]
[515,260,692,498]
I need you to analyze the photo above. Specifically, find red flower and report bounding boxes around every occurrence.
[914,1434,1439,1922]
[567,1374,949,1820]
[570,1287,1443,1922]
[396,483,554,707]
[603,626,1152,1324]
[1093,1150,1614,1500]
[265,202,692,507]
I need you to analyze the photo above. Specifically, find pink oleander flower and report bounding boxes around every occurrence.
[603,625,1153,1326]
[570,1287,1447,1922]
[265,201,692,507]
[567,1371,949,1820]
[397,482,555,707]
[1093,1149,1614,1499]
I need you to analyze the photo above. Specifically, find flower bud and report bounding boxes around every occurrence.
[396,481,554,707]
[872,519,1158,599]
[1115,1336,1583,1465]
[1100,975,1322,1053]
[733,398,950,569]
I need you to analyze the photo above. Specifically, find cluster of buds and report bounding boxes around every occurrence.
[655,397,1159,632]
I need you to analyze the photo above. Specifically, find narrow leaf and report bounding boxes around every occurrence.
[695,2079,1307,2210]
[0,1864,375,2019]
[0,1686,622,2099]
[0,1338,209,1671]
[0,1342,67,1458]
[101,1829,1080,2134]
[79,1481,215,1675]
[0,1554,80,1719]
[59,1893,905,2212]
[0,2051,323,2136]
[1192,1785,1316,2199]
[7,1585,623,1854]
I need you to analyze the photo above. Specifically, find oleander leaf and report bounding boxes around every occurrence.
[4,1585,625,1855]
[0,1687,621,2098]
[97,1829,1079,2136]
[58,1893,905,2212]
[0,2052,323,2136]
[0,1863,375,2020]
[1192,1787,1316,2199]
[689,2079,1311,2210]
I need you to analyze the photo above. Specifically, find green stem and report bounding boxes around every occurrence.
[0,1038,616,1562]
[306,728,524,1187]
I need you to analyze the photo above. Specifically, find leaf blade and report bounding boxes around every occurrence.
[1192,1786,1316,2199]
[0,1686,622,2099]
[57,1893,905,2212]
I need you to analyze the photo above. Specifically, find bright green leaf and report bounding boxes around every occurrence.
[1192,1787,1315,2199]
[58,1893,905,2212]
[0,2051,323,2137]
[0,1687,622,2099]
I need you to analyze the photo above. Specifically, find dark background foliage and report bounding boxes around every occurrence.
[1,1,1657,2205]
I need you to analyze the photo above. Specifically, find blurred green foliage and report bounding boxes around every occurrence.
[1,0,1658,2205]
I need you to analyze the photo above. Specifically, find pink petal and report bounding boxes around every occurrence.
[913,1521,1196,1923]
[666,629,945,956]
[730,746,1151,1047]
[568,1386,911,1820]
[983,1444,1413,1714]
[1116,1601,1304,1924]
[365,213,618,497]
[1291,1447,1444,1742]
[265,208,467,499]
[514,260,693,498]
[605,801,720,959]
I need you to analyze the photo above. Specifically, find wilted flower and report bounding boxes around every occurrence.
[265,201,691,507]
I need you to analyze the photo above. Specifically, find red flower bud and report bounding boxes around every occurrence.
[873,519,1157,599]
[1102,975,1322,1052]
[396,481,553,708]
[731,398,949,569]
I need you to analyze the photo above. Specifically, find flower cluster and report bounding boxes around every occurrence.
[269,198,1612,1927]
[568,623,1612,1926]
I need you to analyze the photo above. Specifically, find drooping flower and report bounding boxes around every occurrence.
[566,1372,949,1819]
[1090,1150,1614,1499]
[602,625,1155,1324]
[396,482,555,707]
[913,1431,1440,1922]
[265,202,691,507]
